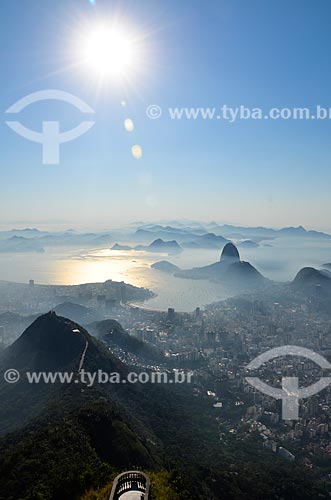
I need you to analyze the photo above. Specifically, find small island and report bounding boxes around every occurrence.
[151,261,180,274]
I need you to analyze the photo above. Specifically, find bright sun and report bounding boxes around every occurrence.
[80,25,137,80]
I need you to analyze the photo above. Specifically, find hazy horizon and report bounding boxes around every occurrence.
[1,219,331,234]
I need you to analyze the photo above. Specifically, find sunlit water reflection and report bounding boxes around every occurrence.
[0,237,330,311]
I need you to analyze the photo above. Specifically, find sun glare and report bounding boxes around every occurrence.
[79,25,138,80]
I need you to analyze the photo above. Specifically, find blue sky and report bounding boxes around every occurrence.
[1,0,331,230]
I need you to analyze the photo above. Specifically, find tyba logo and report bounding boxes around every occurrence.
[245,346,331,420]
[5,90,95,164]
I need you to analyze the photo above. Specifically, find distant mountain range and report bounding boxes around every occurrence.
[112,243,132,251]
[237,240,260,249]
[182,233,229,249]
[134,227,230,244]
[133,222,331,242]
[0,235,45,253]
[0,222,329,254]
[135,238,183,254]
[0,229,113,253]
[112,238,183,255]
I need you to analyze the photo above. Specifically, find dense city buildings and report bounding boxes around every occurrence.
[2,277,331,476]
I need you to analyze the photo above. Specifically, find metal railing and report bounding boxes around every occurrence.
[109,471,150,499]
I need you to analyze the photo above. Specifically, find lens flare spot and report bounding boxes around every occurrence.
[132,144,143,159]
[124,118,134,132]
